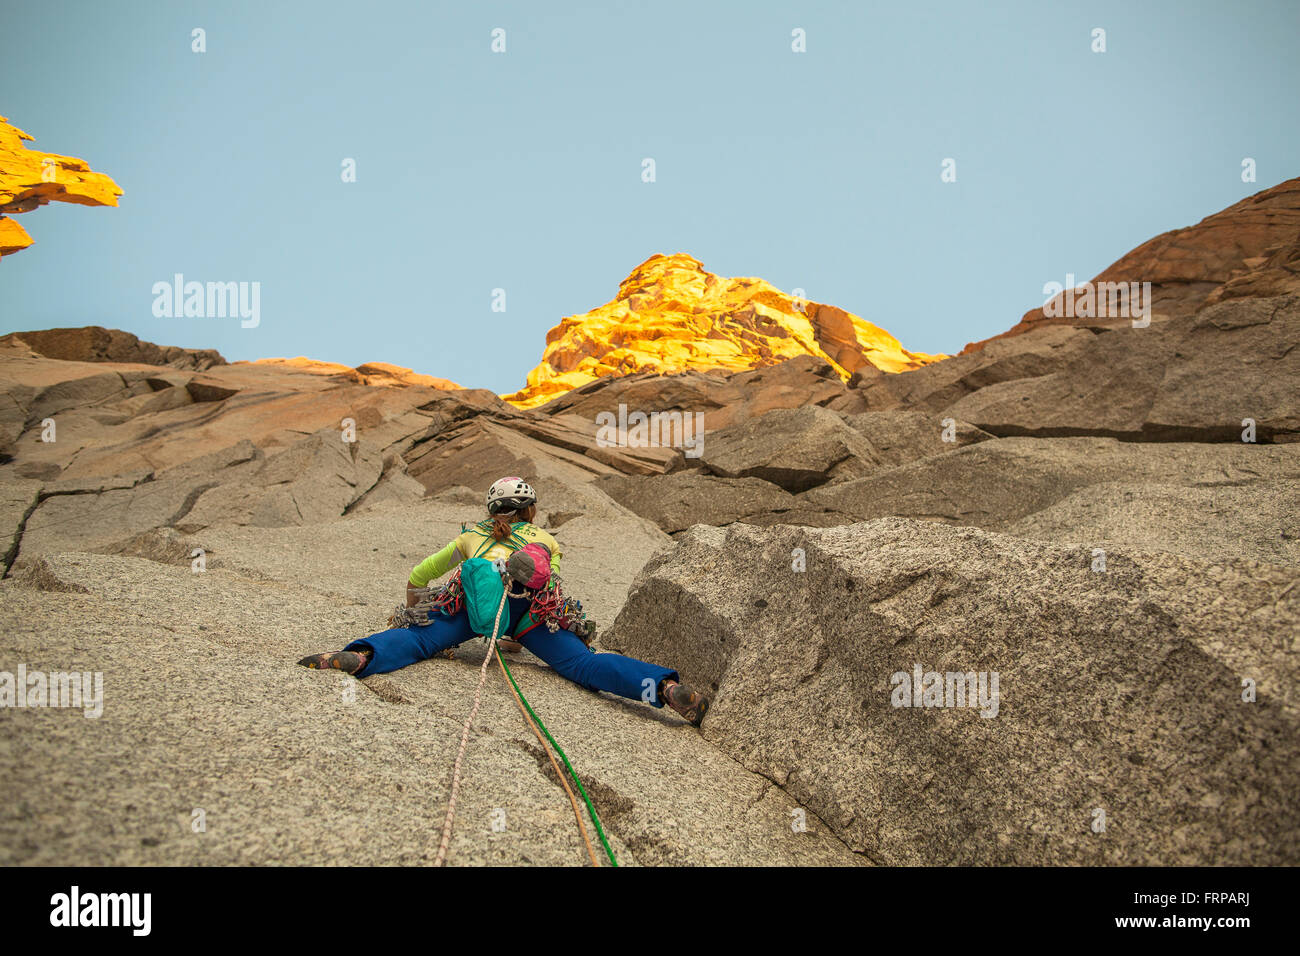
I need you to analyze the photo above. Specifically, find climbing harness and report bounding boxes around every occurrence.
[428,563,616,867]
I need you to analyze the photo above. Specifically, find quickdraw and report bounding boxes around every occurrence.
[523,584,595,642]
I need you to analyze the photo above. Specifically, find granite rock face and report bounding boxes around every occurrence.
[0,326,225,371]
[606,519,1300,865]
[4,173,1298,867]
[860,295,1300,443]
[967,177,1300,347]
[0,341,685,573]
[0,507,858,867]
[801,436,1300,566]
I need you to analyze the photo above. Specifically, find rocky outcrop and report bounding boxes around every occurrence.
[0,116,122,259]
[844,180,1300,445]
[967,177,1300,348]
[841,409,993,461]
[594,408,995,533]
[700,406,992,494]
[860,294,1300,443]
[0,342,689,572]
[527,354,867,432]
[503,253,942,409]
[700,406,881,493]
[801,436,1300,566]
[606,519,1300,865]
[1,326,225,371]
[250,356,462,390]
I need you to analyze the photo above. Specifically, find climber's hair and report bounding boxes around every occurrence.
[489,504,536,540]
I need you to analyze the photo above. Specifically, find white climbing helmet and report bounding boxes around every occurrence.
[486,476,537,515]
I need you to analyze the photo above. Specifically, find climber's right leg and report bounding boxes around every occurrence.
[346,609,478,676]
[297,649,371,674]
[297,609,478,677]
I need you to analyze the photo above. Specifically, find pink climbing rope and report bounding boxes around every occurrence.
[433,584,510,867]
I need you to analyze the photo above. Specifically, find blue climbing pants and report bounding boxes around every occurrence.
[344,596,678,707]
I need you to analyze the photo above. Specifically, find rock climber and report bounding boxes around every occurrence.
[298,476,710,726]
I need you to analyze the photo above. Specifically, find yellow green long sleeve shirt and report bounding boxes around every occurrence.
[408,521,562,587]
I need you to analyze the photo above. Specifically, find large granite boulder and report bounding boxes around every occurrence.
[605,519,1300,864]
[700,406,880,492]
[840,410,992,464]
[596,473,800,533]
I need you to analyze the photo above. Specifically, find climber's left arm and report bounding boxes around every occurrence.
[406,539,466,603]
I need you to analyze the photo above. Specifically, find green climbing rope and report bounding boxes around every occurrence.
[495,644,619,867]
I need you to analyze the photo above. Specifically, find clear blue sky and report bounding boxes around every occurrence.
[3,0,1297,393]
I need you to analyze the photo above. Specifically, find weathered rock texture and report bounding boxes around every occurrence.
[250,356,463,390]
[0,326,225,371]
[0,332,693,573]
[3,177,1298,867]
[0,116,121,259]
[700,407,992,493]
[606,520,1300,865]
[0,507,859,866]
[969,177,1300,348]
[503,253,943,409]
[800,437,1300,566]
[524,354,869,432]
[861,295,1300,442]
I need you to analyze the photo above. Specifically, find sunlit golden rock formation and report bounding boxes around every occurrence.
[502,254,944,409]
[0,115,122,259]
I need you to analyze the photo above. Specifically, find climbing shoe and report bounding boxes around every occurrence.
[497,638,523,654]
[297,650,369,674]
[661,679,710,727]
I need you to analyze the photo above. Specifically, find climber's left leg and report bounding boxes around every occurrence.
[519,627,678,707]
